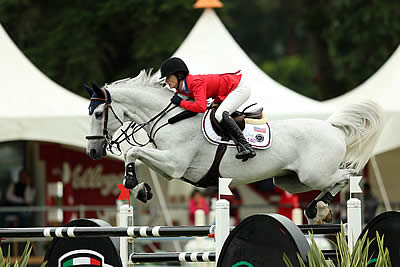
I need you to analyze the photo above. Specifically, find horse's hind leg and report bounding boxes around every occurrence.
[304,168,356,224]
[273,172,313,194]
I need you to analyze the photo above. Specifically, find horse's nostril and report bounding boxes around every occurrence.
[90,149,97,156]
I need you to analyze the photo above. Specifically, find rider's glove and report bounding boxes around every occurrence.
[171,94,183,106]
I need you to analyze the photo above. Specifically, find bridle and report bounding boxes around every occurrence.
[86,87,178,155]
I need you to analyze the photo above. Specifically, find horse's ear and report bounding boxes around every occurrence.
[83,83,94,97]
[91,82,104,98]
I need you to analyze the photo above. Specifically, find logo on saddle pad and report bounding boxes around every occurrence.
[202,110,271,149]
[255,134,264,142]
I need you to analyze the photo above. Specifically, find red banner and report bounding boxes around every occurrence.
[39,143,124,224]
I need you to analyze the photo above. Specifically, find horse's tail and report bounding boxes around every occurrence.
[328,100,384,173]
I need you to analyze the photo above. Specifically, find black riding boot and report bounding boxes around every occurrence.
[220,111,256,161]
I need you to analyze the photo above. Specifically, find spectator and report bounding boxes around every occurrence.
[5,169,35,226]
[188,189,209,225]
[363,182,378,223]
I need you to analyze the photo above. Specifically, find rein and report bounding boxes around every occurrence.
[110,102,177,153]
[86,87,178,155]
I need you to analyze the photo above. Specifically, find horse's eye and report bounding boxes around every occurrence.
[95,112,103,119]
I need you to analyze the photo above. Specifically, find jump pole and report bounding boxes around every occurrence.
[119,178,232,266]
[215,178,232,264]
[119,204,134,267]
[347,176,363,253]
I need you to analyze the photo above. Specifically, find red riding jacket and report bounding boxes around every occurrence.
[177,72,242,113]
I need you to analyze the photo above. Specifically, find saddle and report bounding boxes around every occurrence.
[209,104,266,140]
[178,104,270,188]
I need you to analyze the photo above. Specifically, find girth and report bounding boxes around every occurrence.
[180,105,264,188]
[181,143,227,188]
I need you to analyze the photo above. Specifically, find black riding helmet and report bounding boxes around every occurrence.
[160,57,189,79]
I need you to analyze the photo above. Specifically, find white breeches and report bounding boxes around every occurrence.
[215,78,251,122]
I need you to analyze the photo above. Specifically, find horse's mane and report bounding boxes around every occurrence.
[106,69,164,90]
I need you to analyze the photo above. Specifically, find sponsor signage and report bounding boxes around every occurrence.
[39,143,124,223]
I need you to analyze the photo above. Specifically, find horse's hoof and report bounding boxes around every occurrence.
[322,209,333,223]
[144,183,153,200]
[123,176,139,189]
[136,186,148,203]
[304,200,318,219]
[305,215,323,225]
[316,201,332,224]
[135,183,153,203]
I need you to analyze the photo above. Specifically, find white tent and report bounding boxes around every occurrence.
[0,25,89,148]
[170,8,334,120]
[326,46,400,155]
[173,8,399,156]
[164,8,335,199]
[325,46,400,206]
[165,7,400,206]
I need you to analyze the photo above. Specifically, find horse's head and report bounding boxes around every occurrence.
[85,82,124,160]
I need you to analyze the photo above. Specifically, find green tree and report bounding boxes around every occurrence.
[1,0,399,100]
[0,0,199,96]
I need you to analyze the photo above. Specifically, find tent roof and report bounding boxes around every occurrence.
[326,46,400,111]
[0,25,89,148]
[171,8,333,120]
[172,8,398,155]
[326,46,400,154]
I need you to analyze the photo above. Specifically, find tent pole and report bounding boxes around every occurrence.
[370,156,392,211]
[149,169,182,251]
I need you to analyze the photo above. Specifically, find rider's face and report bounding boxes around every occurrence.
[166,75,179,89]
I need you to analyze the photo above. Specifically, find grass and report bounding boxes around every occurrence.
[0,242,47,267]
[284,224,391,267]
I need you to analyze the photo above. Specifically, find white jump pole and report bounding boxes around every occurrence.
[215,199,230,263]
[292,208,303,225]
[347,176,363,253]
[118,178,232,267]
[120,204,134,267]
[215,178,232,265]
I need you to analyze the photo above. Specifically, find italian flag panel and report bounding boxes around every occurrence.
[63,257,101,266]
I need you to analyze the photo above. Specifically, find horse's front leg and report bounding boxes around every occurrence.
[123,161,153,203]
[126,146,189,179]
[124,146,190,203]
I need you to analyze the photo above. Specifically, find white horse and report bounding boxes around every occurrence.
[85,70,384,223]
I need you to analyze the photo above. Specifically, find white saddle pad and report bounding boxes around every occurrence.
[201,109,271,149]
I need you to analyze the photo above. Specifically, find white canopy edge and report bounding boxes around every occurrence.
[0,25,89,148]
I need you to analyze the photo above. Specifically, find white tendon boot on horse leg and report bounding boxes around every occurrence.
[305,170,353,224]
[308,201,331,225]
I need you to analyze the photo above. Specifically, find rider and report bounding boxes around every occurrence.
[160,57,256,161]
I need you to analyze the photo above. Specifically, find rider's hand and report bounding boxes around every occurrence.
[171,94,183,106]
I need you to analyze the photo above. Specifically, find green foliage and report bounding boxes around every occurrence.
[221,0,400,100]
[283,224,392,267]
[1,1,399,100]
[261,56,320,99]
[0,241,47,267]
[0,0,199,95]
[298,0,400,99]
